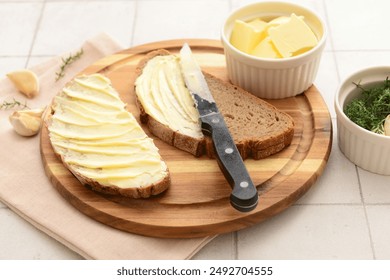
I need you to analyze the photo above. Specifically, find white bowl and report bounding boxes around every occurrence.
[221,1,327,99]
[335,66,390,175]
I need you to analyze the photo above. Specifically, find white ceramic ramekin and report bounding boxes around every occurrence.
[221,1,327,99]
[335,66,390,175]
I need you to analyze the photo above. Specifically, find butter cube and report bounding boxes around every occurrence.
[230,19,267,53]
[267,15,304,28]
[247,18,268,32]
[268,13,318,58]
[251,36,282,59]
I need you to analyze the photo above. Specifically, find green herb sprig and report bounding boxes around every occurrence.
[344,77,390,134]
[0,98,29,110]
[55,48,84,81]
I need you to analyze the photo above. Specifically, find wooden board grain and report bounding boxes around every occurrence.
[40,39,332,238]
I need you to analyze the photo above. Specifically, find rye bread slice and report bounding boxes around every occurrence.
[134,49,294,160]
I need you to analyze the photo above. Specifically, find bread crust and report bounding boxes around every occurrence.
[134,49,294,160]
[69,161,171,199]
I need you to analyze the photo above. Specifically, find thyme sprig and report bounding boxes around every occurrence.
[55,48,84,81]
[344,77,390,134]
[0,98,29,110]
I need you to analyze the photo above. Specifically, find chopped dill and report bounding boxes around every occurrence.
[344,77,390,134]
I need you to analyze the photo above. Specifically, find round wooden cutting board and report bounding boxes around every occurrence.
[40,39,332,238]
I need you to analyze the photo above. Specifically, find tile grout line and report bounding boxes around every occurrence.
[295,202,368,206]
[296,202,390,206]
[356,166,377,260]
[322,0,341,86]
[24,0,46,68]
[129,0,139,47]
[323,0,376,259]
[233,231,238,259]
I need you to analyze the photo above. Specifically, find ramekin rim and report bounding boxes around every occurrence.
[335,65,390,141]
[220,0,328,63]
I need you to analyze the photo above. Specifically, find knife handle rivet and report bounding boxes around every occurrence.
[240,181,249,188]
[225,147,234,154]
[212,118,220,123]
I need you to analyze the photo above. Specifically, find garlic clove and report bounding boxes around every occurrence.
[9,107,45,137]
[384,115,390,136]
[6,69,40,98]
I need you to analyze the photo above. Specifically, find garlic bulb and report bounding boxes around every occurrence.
[9,108,45,136]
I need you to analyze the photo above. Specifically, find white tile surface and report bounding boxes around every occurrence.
[359,169,390,204]
[366,205,390,259]
[0,57,28,78]
[325,0,390,51]
[133,0,229,46]
[237,205,373,259]
[0,2,42,56]
[335,51,390,81]
[231,0,323,11]
[314,52,339,118]
[32,1,136,56]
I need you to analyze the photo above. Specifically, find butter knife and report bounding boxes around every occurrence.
[179,43,258,212]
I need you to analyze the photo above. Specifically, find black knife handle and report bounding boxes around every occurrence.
[201,113,258,212]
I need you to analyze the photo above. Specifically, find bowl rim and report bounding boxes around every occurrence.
[335,65,390,141]
[221,0,328,63]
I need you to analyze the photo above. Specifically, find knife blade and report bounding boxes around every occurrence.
[179,43,258,212]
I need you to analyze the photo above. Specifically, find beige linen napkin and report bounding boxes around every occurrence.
[0,33,213,260]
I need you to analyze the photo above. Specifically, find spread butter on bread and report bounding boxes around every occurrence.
[47,74,170,198]
[134,49,294,160]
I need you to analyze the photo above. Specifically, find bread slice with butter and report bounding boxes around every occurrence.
[47,74,170,198]
[134,49,294,160]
